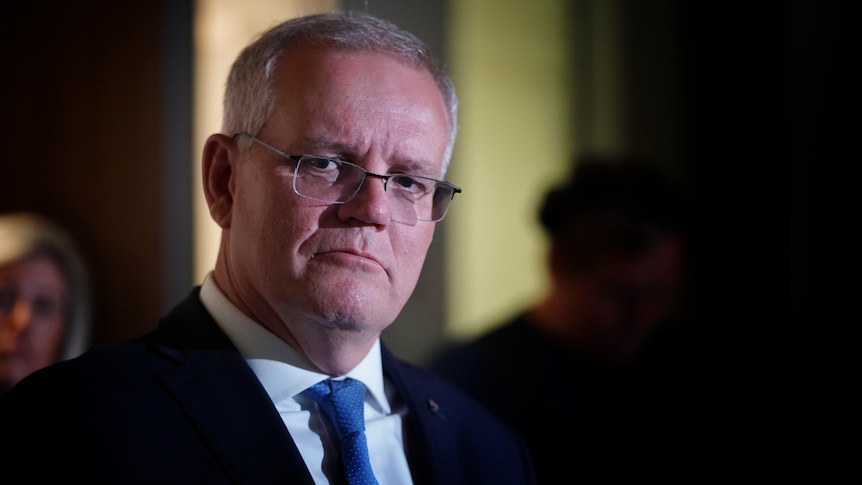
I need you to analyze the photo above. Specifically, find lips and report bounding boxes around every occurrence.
[306,231,390,273]
[315,248,384,269]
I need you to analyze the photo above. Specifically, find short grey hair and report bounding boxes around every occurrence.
[222,12,459,174]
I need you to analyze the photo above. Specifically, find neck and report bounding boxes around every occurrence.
[290,327,379,376]
[211,265,378,376]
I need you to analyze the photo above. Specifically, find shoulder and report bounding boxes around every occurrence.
[384,349,520,436]
[426,315,538,388]
[2,333,164,405]
[0,337,166,461]
[384,354,536,482]
[430,315,530,364]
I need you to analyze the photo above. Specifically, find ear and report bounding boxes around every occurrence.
[202,133,238,229]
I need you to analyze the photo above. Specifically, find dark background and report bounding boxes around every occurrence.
[1,0,193,345]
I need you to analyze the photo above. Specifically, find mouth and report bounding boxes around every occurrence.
[314,249,384,270]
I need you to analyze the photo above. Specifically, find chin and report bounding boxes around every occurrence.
[313,298,401,332]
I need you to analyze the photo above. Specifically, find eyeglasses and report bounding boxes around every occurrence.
[234,132,461,224]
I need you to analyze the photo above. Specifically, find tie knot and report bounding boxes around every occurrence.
[306,378,368,439]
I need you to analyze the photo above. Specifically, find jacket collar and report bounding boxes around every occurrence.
[153,288,316,484]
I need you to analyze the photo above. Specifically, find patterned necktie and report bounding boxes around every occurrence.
[306,378,380,485]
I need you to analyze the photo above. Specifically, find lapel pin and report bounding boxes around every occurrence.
[427,399,447,421]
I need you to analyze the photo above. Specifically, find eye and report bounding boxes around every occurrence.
[0,287,16,313]
[391,175,432,197]
[299,156,346,184]
[32,295,64,320]
[303,156,341,172]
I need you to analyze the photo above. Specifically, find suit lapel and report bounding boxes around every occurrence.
[154,289,315,485]
[381,345,450,485]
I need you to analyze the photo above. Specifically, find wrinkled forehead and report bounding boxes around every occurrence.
[266,48,449,159]
[271,45,449,120]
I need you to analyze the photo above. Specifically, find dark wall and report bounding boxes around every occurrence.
[568,1,847,476]
[1,1,193,346]
[679,1,850,478]
[681,2,841,351]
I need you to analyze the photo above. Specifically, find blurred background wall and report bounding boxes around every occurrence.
[2,0,843,373]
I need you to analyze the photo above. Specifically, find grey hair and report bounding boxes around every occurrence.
[0,212,91,361]
[222,11,459,174]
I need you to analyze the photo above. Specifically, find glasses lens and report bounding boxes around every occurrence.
[293,156,365,203]
[431,182,457,221]
[388,175,434,223]
[387,175,457,223]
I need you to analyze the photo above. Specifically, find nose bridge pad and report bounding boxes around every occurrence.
[347,173,394,222]
[353,173,391,205]
[365,172,390,192]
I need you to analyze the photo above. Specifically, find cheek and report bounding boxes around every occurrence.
[20,318,66,363]
[589,298,619,322]
[235,171,313,251]
[580,288,622,323]
[272,213,321,273]
[392,227,435,282]
[234,161,299,216]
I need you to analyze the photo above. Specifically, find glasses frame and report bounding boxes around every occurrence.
[233,132,461,222]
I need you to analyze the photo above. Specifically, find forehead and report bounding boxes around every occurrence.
[271,45,448,125]
[264,46,450,171]
[0,255,66,289]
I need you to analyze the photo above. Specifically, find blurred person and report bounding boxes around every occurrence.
[0,12,535,485]
[0,212,90,395]
[430,156,697,483]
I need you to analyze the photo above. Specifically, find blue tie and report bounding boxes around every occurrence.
[306,378,380,485]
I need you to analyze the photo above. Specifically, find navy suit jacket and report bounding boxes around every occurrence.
[0,289,535,484]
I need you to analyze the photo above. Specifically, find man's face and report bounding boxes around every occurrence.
[221,47,451,338]
[565,234,683,359]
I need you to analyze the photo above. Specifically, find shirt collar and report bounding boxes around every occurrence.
[199,273,390,413]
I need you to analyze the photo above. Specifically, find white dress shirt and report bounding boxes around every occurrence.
[199,274,414,485]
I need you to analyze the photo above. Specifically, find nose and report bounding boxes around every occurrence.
[337,174,393,225]
[0,300,33,351]
[2,299,33,331]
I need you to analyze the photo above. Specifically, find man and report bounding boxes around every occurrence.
[431,157,700,483]
[0,13,535,485]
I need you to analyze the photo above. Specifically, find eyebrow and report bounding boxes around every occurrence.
[295,136,437,176]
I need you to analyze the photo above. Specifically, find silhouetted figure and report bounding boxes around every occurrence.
[431,156,701,483]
